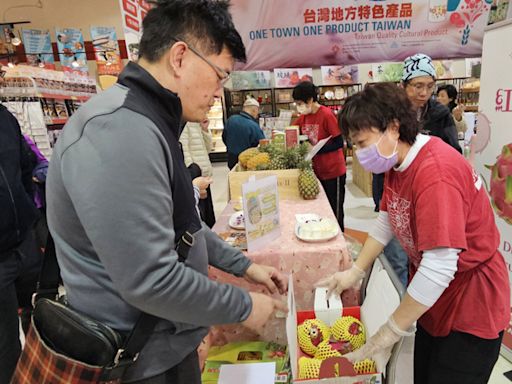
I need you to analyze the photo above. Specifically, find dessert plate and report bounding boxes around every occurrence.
[229,211,245,230]
[295,215,339,242]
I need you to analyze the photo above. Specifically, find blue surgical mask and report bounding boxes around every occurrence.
[355,133,398,174]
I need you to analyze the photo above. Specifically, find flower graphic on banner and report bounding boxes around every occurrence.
[449,0,491,45]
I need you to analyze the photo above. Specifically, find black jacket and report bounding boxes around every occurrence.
[422,99,462,153]
[0,105,39,253]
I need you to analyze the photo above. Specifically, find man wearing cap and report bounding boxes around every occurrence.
[223,97,265,169]
[376,54,463,288]
[402,53,461,153]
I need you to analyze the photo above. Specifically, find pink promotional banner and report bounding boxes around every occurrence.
[230,0,493,70]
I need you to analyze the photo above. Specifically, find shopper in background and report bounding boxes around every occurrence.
[402,53,461,153]
[0,73,41,383]
[437,84,468,137]
[181,119,216,227]
[319,83,509,383]
[293,81,346,231]
[46,2,287,383]
[222,97,265,169]
[23,134,49,248]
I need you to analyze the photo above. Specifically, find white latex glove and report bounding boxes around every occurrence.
[315,265,365,298]
[344,316,415,372]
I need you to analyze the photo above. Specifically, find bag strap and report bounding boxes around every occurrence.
[35,230,196,380]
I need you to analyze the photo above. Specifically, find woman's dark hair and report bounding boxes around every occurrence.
[338,82,419,145]
[437,84,458,112]
[292,81,319,102]
[140,0,246,62]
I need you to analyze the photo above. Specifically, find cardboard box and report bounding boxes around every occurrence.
[286,271,401,384]
[228,167,301,200]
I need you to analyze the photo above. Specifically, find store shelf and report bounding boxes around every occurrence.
[38,93,92,101]
[460,87,480,93]
[48,118,68,125]
[464,105,479,112]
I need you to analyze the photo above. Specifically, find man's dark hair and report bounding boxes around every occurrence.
[292,81,319,102]
[437,84,458,112]
[339,82,419,145]
[140,0,246,62]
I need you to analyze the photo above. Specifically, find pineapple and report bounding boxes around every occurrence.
[284,146,303,169]
[298,142,310,158]
[246,152,270,171]
[238,148,260,169]
[298,161,320,200]
[260,142,283,159]
[256,163,270,171]
[269,155,288,170]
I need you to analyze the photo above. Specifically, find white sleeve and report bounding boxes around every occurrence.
[369,211,394,246]
[407,247,460,307]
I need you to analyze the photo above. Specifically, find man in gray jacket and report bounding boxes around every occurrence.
[46,1,287,383]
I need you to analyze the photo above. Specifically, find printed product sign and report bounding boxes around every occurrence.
[320,65,359,85]
[371,62,404,82]
[472,19,512,360]
[230,0,492,70]
[231,70,272,90]
[55,28,88,74]
[90,26,123,76]
[371,60,454,82]
[118,0,141,61]
[21,29,55,69]
[242,175,281,252]
[274,68,313,88]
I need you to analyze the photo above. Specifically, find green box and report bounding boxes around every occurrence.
[201,341,290,383]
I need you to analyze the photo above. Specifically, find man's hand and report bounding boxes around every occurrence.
[244,264,288,295]
[242,292,288,332]
[315,265,365,298]
[192,176,212,199]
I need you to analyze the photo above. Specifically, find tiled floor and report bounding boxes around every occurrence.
[210,160,512,383]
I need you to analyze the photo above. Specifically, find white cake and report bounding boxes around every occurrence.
[299,219,337,240]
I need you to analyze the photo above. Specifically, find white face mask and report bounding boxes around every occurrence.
[297,103,312,115]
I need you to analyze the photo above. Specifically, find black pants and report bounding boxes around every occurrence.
[414,324,503,384]
[128,350,201,384]
[227,153,238,170]
[372,173,384,212]
[198,186,216,228]
[320,174,346,232]
[0,231,42,384]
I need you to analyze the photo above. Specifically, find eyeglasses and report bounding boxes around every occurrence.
[408,81,436,93]
[171,37,230,86]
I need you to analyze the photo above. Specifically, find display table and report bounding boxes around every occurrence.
[207,188,359,346]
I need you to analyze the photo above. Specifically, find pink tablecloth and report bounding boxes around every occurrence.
[207,188,359,346]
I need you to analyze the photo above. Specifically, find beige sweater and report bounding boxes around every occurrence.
[453,114,468,134]
[180,122,213,177]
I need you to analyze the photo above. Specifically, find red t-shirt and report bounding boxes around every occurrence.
[294,105,346,180]
[381,136,510,339]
